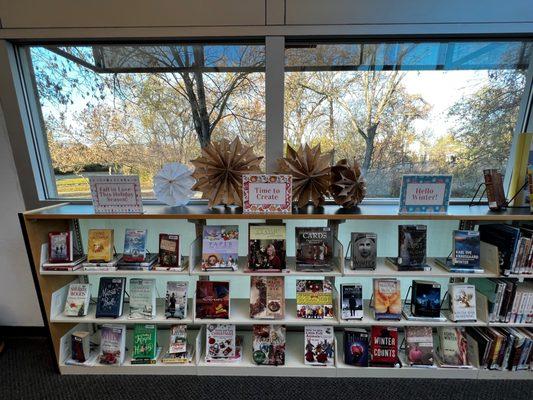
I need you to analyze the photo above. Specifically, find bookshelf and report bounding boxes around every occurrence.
[20,203,533,378]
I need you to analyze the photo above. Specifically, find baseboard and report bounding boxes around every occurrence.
[0,326,47,337]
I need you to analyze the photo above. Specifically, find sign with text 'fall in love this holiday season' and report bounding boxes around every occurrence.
[89,175,143,214]
[399,175,452,214]
[242,174,292,214]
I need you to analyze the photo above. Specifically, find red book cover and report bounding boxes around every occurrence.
[48,231,72,262]
[158,233,180,269]
[195,281,230,319]
[370,326,400,367]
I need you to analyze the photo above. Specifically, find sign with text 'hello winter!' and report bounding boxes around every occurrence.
[242,174,292,214]
[399,175,452,214]
[89,175,143,214]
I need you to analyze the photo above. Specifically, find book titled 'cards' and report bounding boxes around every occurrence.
[295,227,334,272]
[95,277,126,318]
[195,281,230,319]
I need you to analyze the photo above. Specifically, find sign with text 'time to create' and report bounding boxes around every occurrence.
[242,174,292,214]
[89,175,144,214]
[399,175,452,214]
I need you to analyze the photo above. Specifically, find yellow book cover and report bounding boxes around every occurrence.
[87,229,114,262]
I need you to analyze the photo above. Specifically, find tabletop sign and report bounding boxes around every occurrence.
[89,175,143,214]
[399,174,452,214]
[243,174,292,214]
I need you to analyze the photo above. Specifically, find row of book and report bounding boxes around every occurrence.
[67,323,533,372]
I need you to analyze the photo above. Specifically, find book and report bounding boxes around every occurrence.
[448,283,477,322]
[95,277,126,318]
[132,324,157,360]
[99,324,126,365]
[340,283,363,320]
[433,257,485,274]
[87,229,114,262]
[411,280,441,318]
[452,230,480,269]
[396,225,427,270]
[82,255,120,271]
[437,327,471,368]
[161,345,194,364]
[168,325,187,354]
[350,232,377,270]
[131,347,162,364]
[248,224,286,271]
[64,283,91,317]
[128,278,156,319]
[295,227,333,272]
[252,324,286,366]
[304,326,335,366]
[195,281,230,319]
[201,225,239,271]
[483,169,506,211]
[48,231,73,262]
[116,253,157,270]
[158,233,181,270]
[373,278,401,320]
[405,326,434,367]
[370,326,400,367]
[344,328,369,367]
[296,279,334,319]
[478,224,521,275]
[71,331,91,363]
[250,276,285,319]
[123,228,148,262]
[165,281,188,319]
[205,324,236,362]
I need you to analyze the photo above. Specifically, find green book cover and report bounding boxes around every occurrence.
[132,324,157,359]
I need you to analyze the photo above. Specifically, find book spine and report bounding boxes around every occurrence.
[511,291,522,323]
[483,170,501,210]
[492,282,504,323]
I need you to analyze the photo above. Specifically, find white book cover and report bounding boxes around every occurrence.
[99,324,127,366]
[304,326,335,366]
[205,324,236,362]
[64,283,91,317]
[449,284,477,321]
[129,278,156,319]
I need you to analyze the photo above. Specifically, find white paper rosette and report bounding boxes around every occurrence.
[153,163,197,206]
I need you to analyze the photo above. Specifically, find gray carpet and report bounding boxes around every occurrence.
[1,337,532,400]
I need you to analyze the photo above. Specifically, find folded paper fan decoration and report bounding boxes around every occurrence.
[277,143,331,208]
[330,158,366,208]
[191,137,263,208]
[153,163,197,206]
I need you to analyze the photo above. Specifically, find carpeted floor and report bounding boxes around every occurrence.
[1,337,532,400]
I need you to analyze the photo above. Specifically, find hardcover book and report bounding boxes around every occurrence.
[296,279,334,319]
[248,224,286,271]
[132,324,157,360]
[129,278,156,319]
[205,324,236,362]
[71,331,91,363]
[295,227,333,272]
[168,325,187,354]
[397,225,427,269]
[478,224,521,275]
[201,225,239,271]
[344,328,369,367]
[250,276,285,319]
[64,283,91,317]
[158,233,181,270]
[252,324,286,366]
[99,324,126,365]
[123,228,148,262]
[483,169,506,211]
[340,283,363,320]
[95,277,126,318]
[452,230,480,268]
[411,280,441,318]
[373,279,401,320]
[165,281,188,319]
[195,281,230,319]
[448,284,477,322]
[405,326,434,366]
[437,327,470,367]
[304,326,335,366]
[370,326,400,367]
[350,232,377,270]
[48,231,72,262]
[87,229,114,262]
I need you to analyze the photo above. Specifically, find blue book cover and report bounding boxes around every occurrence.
[344,328,369,367]
[452,230,480,268]
[96,277,126,318]
[411,280,441,318]
[123,229,148,262]
[399,175,452,214]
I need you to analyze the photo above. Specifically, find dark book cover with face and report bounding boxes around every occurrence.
[351,233,377,269]
[411,280,441,317]
[398,225,427,267]
[344,329,369,367]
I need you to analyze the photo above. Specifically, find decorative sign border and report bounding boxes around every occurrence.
[399,174,452,214]
[242,174,292,214]
[89,175,143,214]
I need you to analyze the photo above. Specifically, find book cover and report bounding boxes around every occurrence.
[87,229,114,262]
[195,281,230,319]
[165,281,188,319]
[344,328,369,367]
[250,276,285,319]
[304,326,335,366]
[405,326,434,366]
[99,324,126,365]
[296,279,334,319]
[129,278,156,319]
[132,324,157,360]
[205,324,236,361]
[295,227,333,271]
[71,331,90,363]
[483,169,506,210]
[350,232,377,270]
[248,224,286,271]
[48,231,72,262]
[252,324,286,366]
[201,225,239,271]
[340,283,363,320]
[123,228,148,262]
[373,279,401,320]
[411,280,441,318]
[452,230,480,268]
[478,224,520,275]
[64,283,91,317]
[449,284,477,321]
[95,277,126,318]
[370,326,400,367]
[242,174,292,214]
[437,327,469,366]
[158,233,180,269]
[168,325,187,354]
[397,225,427,268]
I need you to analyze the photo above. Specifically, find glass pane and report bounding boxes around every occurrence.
[285,40,531,198]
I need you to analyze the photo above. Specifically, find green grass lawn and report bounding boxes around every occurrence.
[55,175,154,197]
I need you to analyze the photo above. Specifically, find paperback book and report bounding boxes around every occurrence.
[99,324,126,365]
[252,324,286,366]
[295,227,333,272]
[304,326,335,366]
[350,232,377,270]
[395,225,428,270]
[158,233,181,270]
[165,281,188,319]
[437,327,472,368]
[448,283,477,322]
[250,276,285,319]
[128,278,156,319]
[201,225,239,271]
[132,324,157,360]
[248,224,286,271]
[48,231,73,262]
[296,279,334,319]
[95,277,126,318]
[64,283,91,317]
[370,326,400,367]
[195,281,230,319]
[168,325,187,354]
[71,331,91,363]
[373,279,401,320]
[405,326,434,367]
[411,280,441,318]
[205,324,237,362]
[87,229,114,262]
[340,283,363,320]
[344,328,369,367]
[452,230,480,268]
[123,228,148,262]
